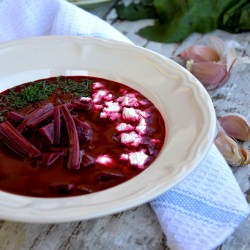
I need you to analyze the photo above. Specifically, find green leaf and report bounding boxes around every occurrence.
[138,20,194,43]
[141,0,239,42]
[116,0,250,43]
[219,1,250,32]
[115,0,157,21]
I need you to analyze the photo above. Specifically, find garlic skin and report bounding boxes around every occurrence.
[215,123,250,167]
[177,36,250,90]
[219,114,250,141]
[186,60,229,90]
[178,45,220,63]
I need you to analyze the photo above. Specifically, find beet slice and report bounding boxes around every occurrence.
[81,154,95,168]
[76,184,95,194]
[60,104,80,170]
[53,106,61,145]
[6,111,24,126]
[49,183,75,194]
[73,116,93,144]
[0,121,41,158]
[96,170,124,182]
[39,122,54,144]
[17,103,54,133]
[39,152,63,167]
[73,100,92,112]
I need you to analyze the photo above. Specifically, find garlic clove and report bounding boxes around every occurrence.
[226,46,238,72]
[178,45,220,63]
[209,36,250,71]
[186,61,229,90]
[215,123,249,167]
[234,56,250,66]
[208,36,226,59]
[176,36,250,90]
[219,114,250,141]
[241,148,250,165]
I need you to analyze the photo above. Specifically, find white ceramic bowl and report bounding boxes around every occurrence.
[0,36,216,223]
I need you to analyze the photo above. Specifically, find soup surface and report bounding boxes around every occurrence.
[0,76,165,197]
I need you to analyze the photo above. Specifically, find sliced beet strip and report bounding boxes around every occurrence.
[60,104,80,170]
[81,154,95,168]
[73,100,92,112]
[6,111,25,126]
[16,103,73,134]
[96,170,125,182]
[0,121,41,158]
[39,121,54,144]
[76,184,95,194]
[17,103,54,133]
[53,106,61,145]
[49,183,75,194]
[39,152,63,167]
[73,116,93,144]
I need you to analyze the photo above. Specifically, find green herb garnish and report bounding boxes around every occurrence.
[56,76,92,97]
[0,81,57,112]
[0,76,93,113]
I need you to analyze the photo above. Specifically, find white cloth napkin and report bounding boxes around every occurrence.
[0,1,249,249]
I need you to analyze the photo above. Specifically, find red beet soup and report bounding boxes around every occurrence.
[0,76,166,197]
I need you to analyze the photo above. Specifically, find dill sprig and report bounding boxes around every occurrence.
[56,76,92,97]
[22,81,57,103]
[0,76,93,114]
[0,81,57,112]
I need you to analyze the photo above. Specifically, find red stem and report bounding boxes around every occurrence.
[60,104,80,170]
[17,103,54,133]
[54,106,61,145]
[0,121,41,158]
[6,111,25,125]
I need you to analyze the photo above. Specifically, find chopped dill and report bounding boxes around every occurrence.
[22,81,57,102]
[0,76,93,113]
[56,76,92,97]
[0,81,57,111]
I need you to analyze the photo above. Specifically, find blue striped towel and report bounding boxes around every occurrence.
[151,144,249,249]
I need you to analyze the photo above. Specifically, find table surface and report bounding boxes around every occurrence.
[1,1,250,250]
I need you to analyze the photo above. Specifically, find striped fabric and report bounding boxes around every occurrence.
[151,145,249,250]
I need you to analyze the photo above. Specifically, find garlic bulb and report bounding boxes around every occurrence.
[178,45,220,63]
[215,122,250,167]
[186,60,229,90]
[177,36,250,90]
[219,114,250,141]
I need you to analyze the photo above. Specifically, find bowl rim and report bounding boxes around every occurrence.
[0,36,216,223]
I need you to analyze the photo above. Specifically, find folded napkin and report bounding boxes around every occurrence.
[0,1,249,249]
[151,144,249,249]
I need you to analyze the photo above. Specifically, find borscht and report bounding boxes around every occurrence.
[0,76,165,197]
